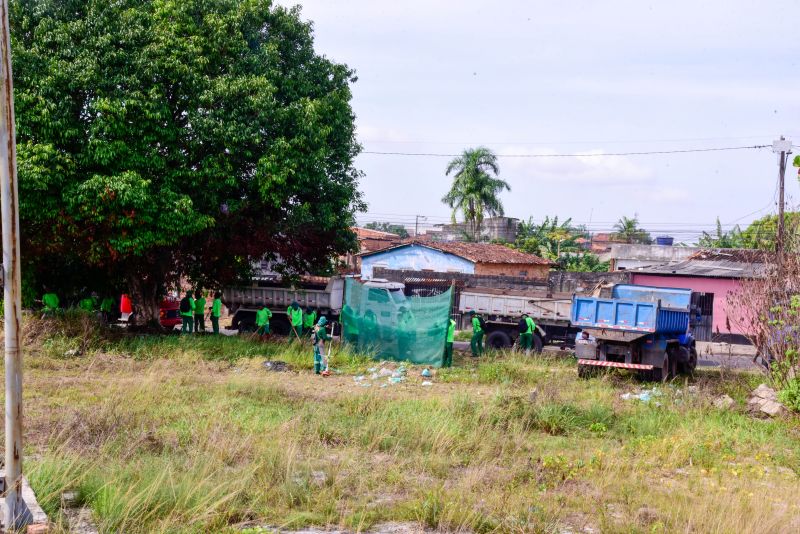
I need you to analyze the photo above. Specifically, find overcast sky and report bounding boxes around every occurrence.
[278,0,800,241]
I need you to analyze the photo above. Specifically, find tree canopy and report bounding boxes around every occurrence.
[513,216,585,259]
[13,0,364,320]
[441,147,510,241]
[697,213,800,251]
[612,216,652,244]
[364,222,409,239]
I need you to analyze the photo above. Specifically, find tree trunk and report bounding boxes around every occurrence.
[126,260,167,328]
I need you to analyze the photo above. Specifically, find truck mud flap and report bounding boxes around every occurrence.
[577,359,654,371]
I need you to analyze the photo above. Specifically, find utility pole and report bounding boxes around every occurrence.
[415,215,427,238]
[773,136,792,267]
[0,0,26,529]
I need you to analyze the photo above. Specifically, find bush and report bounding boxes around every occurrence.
[778,378,800,412]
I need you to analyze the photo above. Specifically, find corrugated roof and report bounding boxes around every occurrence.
[359,240,553,265]
[634,259,768,279]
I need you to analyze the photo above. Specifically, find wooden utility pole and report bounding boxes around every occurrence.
[773,136,792,267]
[0,0,26,528]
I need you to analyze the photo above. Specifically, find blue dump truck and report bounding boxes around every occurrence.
[571,284,697,381]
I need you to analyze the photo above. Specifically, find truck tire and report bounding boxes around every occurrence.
[485,330,513,349]
[651,352,675,382]
[679,346,698,374]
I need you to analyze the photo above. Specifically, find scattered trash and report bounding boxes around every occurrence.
[263,361,289,372]
[421,368,432,378]
[713,394,735,410]
[353,375,366,382]
[748,383,785,417]
[367,367,377,373]
[378,368,393,377]
[421,381,433,386]
[359,382,371,388]
[621,388,661,402]
[389,376,404,384]
[64,349,81,357]
[391,371,403,378]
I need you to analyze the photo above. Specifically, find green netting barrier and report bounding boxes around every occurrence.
[341,278,452,367]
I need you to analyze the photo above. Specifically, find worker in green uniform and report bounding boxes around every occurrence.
[287,301,303,340]
[443,317,456,367]
[469,310,484,357]
[210,292,222,334]
[194,290,206,333]
[303,307,317,336]
[100,296,114,324]
[78,292,99,313]
[312,316,332,375]
[520,313,537,354]
[41,290,60,317]
[255,304,272,340]
[179,291,194,334]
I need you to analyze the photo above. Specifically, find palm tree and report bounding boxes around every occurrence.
[441,147,510,241]
[612,215,652,244]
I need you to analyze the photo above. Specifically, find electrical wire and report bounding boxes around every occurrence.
[361,145,771,158]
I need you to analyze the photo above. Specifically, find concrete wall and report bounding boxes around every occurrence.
[631,273,746,336]
[475,262,549,280]
[361,245,475,279]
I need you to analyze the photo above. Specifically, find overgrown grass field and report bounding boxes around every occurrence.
[6,313,800,533]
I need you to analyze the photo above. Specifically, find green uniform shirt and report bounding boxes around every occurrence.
[78,297,95,312]
[446,319,456,343]
[180,297,194,317]
[287,306,303,327]
[195,297,206,315]
[313,324,331,344]
[472,316,483,333]
[42,293,59,310]
[212,298,222,318]
[303,311,317,328]
[100,297,114,313]
[256,307,272,327]
[525,316,536,334]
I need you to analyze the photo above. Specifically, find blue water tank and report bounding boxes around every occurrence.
[655,236,674,246]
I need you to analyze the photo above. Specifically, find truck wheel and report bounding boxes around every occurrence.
[680,347,698,374]
[651,353,672,382]
[485,330,512,349]
[532,333,544,353]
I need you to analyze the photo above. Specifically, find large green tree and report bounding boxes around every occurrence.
[697,218,746,248]
[13,0,364,322]
[441,147,510,241]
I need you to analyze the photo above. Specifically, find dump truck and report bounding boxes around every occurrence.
[458,288,578,351]
[571,284,697,381]
[223,277,405,334]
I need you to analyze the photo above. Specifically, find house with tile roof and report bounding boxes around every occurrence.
[358,241,553,280]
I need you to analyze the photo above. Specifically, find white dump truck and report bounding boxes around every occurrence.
[457,288,578,351]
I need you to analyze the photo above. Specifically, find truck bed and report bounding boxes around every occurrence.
[459,290,572,323]
[571,284,691,336]
[223,277,345,314]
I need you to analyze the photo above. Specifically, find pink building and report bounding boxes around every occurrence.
[628,249,768,343]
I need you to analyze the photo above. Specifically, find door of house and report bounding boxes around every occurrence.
[690,292,714,341]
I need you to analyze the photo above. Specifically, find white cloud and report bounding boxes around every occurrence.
[497,147,653,187]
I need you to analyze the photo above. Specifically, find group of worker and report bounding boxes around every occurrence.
[179,290,223,334]
[460,309,537,359]
[253,301,321,341]
[41,290,116,322]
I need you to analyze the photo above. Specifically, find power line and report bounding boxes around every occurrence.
[361,145,770,158]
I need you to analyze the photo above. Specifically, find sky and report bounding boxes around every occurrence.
[277,0,800,242]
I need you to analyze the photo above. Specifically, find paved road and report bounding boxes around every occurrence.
[452,341,762,370]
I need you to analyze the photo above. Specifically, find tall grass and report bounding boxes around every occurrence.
[11,314,800,532]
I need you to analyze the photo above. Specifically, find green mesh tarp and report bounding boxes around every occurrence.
[342,278,452,367]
